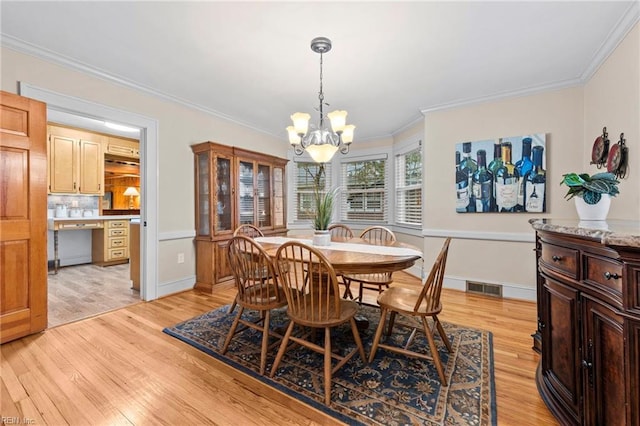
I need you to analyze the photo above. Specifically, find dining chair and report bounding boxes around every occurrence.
[233,224,264,238]
[327,223,354,239]
[341,226,396,302]
[270,241,366,405]
[221,235,288,375]
[368,237,452,385]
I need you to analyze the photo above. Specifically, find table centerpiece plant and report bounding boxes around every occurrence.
[312,186,338,246]
[560,172,619,221]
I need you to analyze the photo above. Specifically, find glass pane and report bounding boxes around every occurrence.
[215,157,232,232]
[197,152,210,236]
[273,167,284,227]
[257,164,271,227]
[238,160,254,224]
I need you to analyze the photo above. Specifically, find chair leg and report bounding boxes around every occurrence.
[357,283,364,304]
[221,306,244,354]
[349,317,367,362]
[434,315,453,353]
[386,311,397,336]
[422,316,447,386]
[269,320,295,378]
[228,295,238,314]
[368,308,388,363]
[259,310,271,375]
[324,327,332,405]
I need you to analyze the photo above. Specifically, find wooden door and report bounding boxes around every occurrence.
[540,276,582,424]
[0,91,48,344]
[581,296,626,425]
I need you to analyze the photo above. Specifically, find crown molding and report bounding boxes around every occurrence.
[419,77,583,115]
[1,34,281,140]
[580,1,640,81]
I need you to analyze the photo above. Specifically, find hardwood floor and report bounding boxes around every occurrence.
[2,272,557,425]
[47,263,141,328]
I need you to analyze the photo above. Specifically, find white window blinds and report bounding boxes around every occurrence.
[395,147,422,225]
[340,157,387,222]
[293,161,332,221]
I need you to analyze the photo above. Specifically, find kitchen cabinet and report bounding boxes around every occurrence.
[191,141,288,292]
[92,218,130,266]
[106,136,139,159]
[531,220,640,426]
[48,124,104,195]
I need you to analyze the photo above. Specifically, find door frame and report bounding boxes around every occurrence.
[19,82,159,301]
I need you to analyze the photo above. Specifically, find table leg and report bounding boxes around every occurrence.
[53,229,59,274]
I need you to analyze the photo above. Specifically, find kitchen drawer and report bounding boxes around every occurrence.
[108,237,127,249]
[541,242,579,280]
[107,248,128,261]
[584,254,623,296]
[107,220,128,229]
[56,221,103,230]
[108,228,127,237]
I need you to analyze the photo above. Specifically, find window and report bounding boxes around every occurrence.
[395,146,422,226]
[293,161,331,221]
[340,157,387,222]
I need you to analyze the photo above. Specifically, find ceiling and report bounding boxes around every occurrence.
[2,1,638,142]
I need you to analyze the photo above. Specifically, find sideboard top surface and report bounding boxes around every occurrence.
[529,218,640,248]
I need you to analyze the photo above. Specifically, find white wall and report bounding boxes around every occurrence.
[418,21,640,300]
[2,47,287,294]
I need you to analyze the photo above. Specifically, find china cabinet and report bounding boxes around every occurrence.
[530,219,640,426]
[191,141,288,291]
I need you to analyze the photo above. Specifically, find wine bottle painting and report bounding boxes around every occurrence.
[455,133,546,213]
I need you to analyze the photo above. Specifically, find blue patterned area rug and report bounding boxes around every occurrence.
[163,304,496,425]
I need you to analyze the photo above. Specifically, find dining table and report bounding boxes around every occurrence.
[254,235,423,276]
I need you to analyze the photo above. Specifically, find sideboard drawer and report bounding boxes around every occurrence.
[541,242,579,280]
[584,254,623,306]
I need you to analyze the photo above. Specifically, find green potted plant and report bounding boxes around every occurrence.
[312,186,338,246]
[560,172,619,220]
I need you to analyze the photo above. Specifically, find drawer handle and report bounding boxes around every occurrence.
[603,271,620,280]
[551,255,562,262]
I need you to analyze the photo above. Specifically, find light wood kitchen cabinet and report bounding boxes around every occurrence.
[106,136,139,159]
[92,219,130,266]
[191,141,288,292]
[47,124,104,195]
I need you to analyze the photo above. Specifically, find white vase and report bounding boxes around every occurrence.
[574,194,611,221]
[312,230,331,246]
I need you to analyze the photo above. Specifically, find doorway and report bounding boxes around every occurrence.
[19,83,160,313]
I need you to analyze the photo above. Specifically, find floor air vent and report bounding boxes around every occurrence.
[466,281,503,298]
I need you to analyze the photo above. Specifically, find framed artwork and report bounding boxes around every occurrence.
[455,133,546,213]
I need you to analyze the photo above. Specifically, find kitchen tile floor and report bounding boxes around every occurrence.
[47,263,141,328]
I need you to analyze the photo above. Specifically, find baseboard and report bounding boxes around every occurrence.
[402,270,536,302]
[157,275,196,298]
[50,255,92,267]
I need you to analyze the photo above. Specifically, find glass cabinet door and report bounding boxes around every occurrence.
[196,151,211,236]
[257,164,271,227]
[273,166,285,227]
[215,157,232,233]
[238,160,254,225]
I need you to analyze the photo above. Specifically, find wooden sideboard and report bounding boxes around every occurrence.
[530,219,640,426]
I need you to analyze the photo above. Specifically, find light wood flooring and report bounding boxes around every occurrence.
[47,263,141,328]
[2,272,557,425]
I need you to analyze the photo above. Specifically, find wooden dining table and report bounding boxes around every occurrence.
[254,235,422,276]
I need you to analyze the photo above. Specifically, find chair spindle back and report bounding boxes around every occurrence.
[414,238,451,313]
[275,241,341,322]
[360,226,396,245]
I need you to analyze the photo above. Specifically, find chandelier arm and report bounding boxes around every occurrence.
[293,144,305,156]
[340,143,351,155]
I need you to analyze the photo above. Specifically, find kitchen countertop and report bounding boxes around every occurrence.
[529,218,640,248]
[48,215,141,230]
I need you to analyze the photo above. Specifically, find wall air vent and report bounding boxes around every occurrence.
[466,281,503,298]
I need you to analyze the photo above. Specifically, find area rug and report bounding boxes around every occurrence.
[163,304,496,425]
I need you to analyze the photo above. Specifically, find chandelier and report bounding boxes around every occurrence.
[287,37,355,163]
